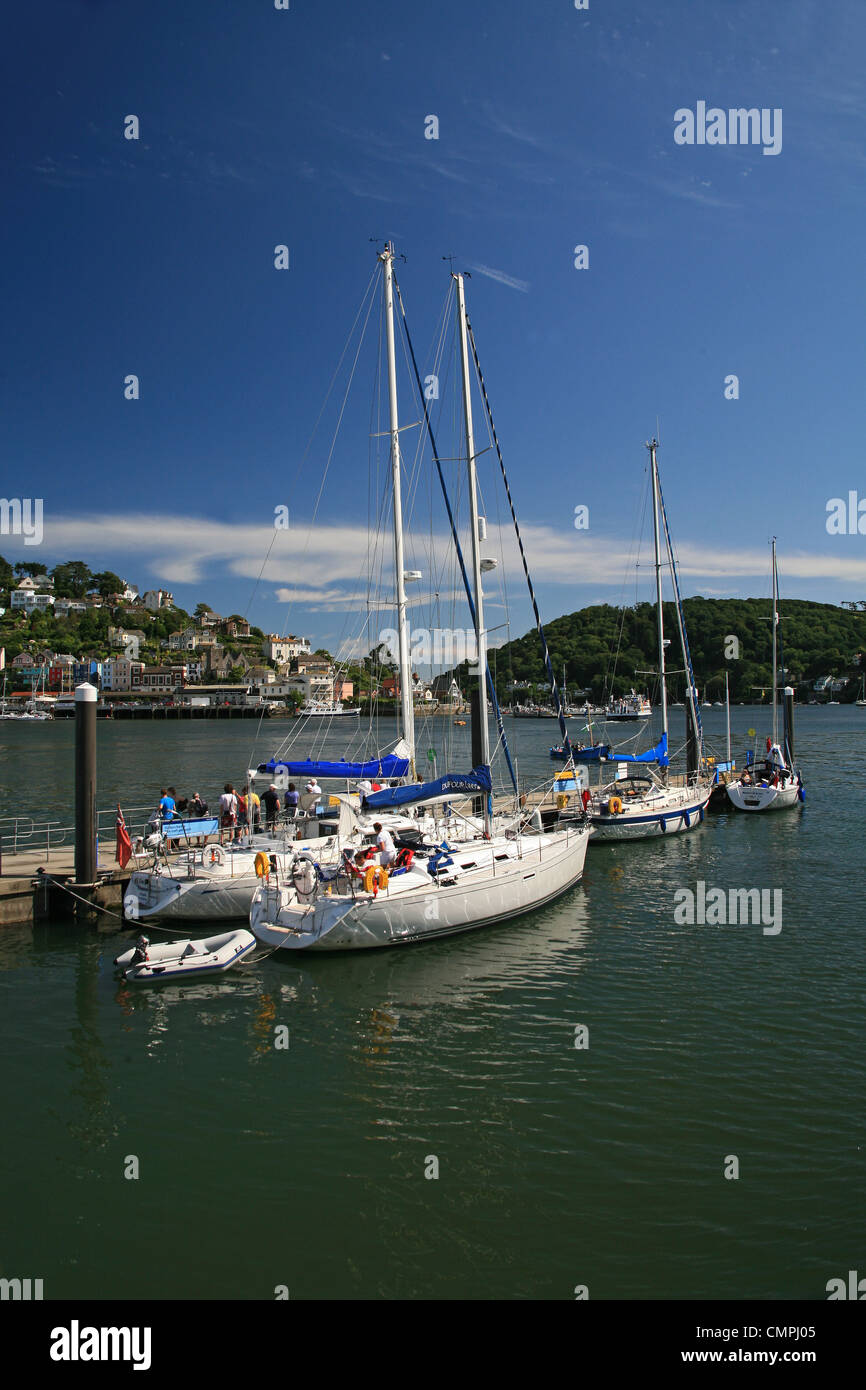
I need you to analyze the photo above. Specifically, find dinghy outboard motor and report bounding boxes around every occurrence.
[114,934,150,968]
[132,935,150,964]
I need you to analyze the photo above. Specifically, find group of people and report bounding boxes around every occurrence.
[216,784,263,843]
[148,776,402,861]
[147,787,211,846]
[220,781,327,840]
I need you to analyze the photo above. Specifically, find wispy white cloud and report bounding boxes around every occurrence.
[6,511,864,612]
[468,263,530,293]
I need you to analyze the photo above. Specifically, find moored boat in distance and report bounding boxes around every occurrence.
[579,440,712,843]
[296,701,360,717]
[726,540,803,813]
[603,691,652,721]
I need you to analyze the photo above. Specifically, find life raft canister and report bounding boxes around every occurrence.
[254,850,270,878]
[608,796,623,815]
[364,865,389,896]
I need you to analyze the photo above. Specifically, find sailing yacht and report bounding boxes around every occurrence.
[726,540,803,812]
[855,675,866,707]
[584,440,712,842]
[250,247,590,951]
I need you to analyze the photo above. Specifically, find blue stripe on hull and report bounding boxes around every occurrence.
[589,799,709,839]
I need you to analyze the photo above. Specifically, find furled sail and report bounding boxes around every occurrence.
[611,733,669,766]
[255,754,410,779]
[363,765,492,809]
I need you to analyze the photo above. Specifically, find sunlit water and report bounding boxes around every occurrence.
[1,708,863,1299]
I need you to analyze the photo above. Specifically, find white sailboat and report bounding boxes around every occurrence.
[726,539,803,812]
[250,247,590,952]
[123,822,343,923]
[586,440,712,842]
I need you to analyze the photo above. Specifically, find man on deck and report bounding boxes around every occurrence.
[261,784,281,831]
[373,821,396,868]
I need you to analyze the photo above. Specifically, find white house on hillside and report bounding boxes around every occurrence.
[143,589,174,612]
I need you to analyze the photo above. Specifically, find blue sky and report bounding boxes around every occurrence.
[2,0,865,656]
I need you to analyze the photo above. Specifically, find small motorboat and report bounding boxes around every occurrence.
[113,930,257,983]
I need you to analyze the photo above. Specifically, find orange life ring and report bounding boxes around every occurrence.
[254,851,270,878]
[608,796,623,815]
[364,865,389,895]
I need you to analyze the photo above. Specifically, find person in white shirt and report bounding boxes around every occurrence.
[305,778,322,798]
[373,821,396,867]
[356,778,373,800]
[218,784,239,844]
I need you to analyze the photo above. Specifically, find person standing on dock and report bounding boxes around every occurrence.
[159,788,176,823]
[245,784,261,832]
[236,787,248,835]
[189,792,209,846]
[219,784,238,844]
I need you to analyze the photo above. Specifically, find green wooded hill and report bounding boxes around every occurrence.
[482,598,866,703]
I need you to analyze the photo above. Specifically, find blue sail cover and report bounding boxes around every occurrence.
[550,744,611,762]
[611,733,669,767]
[256,754,410,779]
[364,765,492,809]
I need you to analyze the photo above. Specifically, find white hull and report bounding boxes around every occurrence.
[114,929,256,982]
[126,870,260,922]
[250,826,590,952]
[125,834,337,922]
[589,787,711,842]
[726,779,801,812]
[297,705,360,717]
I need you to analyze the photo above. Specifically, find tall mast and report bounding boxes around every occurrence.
[380,243,415,770]
[455,273,491,829]
[778,533,783,750]
[648,439,669,769]
[725,670,731,763]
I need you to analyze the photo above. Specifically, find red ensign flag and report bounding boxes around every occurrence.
[116,805,132,869]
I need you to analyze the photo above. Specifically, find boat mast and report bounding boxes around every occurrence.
[648,439,669,775]
[725,670,731,763]
[455,272,491,830]
[380,242,415,773]
[771,536,778,748]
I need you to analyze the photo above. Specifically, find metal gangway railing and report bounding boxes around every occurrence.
[0,804,159,872]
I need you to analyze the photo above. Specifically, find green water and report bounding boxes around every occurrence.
[0,709,863,1299]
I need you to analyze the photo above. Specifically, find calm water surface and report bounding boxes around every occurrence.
[0,708,863,1299]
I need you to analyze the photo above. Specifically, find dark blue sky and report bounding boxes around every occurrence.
[2,0,864,652]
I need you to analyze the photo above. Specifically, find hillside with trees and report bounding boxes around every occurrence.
[471,598,866,704]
